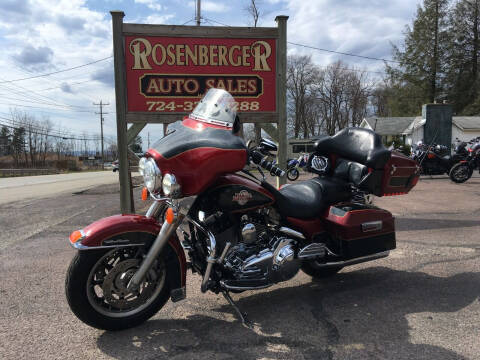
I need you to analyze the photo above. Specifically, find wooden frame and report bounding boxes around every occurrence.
[111,11,288,213]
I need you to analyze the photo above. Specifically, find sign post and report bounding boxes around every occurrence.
[110,11,288,213]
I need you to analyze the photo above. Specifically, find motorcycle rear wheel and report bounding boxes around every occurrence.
[65,247,171,331]
[287,168,300,181]
[449,163,472,183]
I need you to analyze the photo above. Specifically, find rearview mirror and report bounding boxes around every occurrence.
[259,138,278,153]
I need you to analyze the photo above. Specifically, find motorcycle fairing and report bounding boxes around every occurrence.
[73,214,186,300]
[151,118,246,159]
[148,119,247,196]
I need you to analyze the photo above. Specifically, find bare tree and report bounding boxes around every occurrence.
[316,61,370,135]
[245,0,261,27]
[287,55,320,138]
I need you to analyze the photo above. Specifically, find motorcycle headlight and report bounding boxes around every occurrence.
[138,157,147,176]
[162,173,181,198]
[143,158,162,192]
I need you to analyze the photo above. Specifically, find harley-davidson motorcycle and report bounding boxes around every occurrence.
[65,89,419,330]
[449,139,480,183]
[411,141,468,176]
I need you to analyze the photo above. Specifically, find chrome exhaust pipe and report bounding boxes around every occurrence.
[315,251,390,268]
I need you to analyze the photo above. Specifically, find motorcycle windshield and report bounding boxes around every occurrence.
[190,88,237,128]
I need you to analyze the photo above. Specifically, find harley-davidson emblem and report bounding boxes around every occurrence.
[233,190,253,206]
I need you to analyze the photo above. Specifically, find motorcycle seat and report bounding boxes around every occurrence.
[271,177,351,219]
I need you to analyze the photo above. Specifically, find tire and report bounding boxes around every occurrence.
[301,261,343,279]
[65,247,171,331]
[113,168,118,172]
[287,168,300,181]
[449,163,472,183]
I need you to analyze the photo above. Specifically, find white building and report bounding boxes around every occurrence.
[360,116,480,147]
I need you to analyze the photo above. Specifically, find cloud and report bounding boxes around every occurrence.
[283,0,418,72]
[13,45,54,71]
[91,66,114,87]
[56,14,86,34]
[0,0,31,15]
[60,82,75,94]
[142,14,175,25]
[187,1,230,13]
[135,0,163,11]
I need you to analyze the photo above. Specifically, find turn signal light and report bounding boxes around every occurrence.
[141,187,148,201]
[165,207,175,224]
[69,230,84,244]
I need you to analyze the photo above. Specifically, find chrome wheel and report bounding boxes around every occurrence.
[86,248,166,318]
[450,164,471,183]
[287,168,300,181]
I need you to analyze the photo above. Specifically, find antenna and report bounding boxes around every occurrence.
[196,0,201,26]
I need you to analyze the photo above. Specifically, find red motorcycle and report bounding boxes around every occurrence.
[65,89,419,330]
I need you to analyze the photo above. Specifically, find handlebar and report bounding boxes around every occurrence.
[250,150,286,177]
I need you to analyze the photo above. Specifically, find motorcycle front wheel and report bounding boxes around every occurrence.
[449,163,472,183]
[287,168,300,181]
[65,246,171,331]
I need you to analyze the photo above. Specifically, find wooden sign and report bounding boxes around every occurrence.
[125,36,276,114]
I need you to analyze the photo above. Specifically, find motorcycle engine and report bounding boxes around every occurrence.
[220,214,301,290]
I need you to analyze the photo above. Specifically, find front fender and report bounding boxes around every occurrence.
[69,214,186,301]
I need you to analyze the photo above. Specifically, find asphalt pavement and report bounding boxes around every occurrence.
[0,173,479,359]
[0,171,124,205]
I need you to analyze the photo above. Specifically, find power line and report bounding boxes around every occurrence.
[201,16,398,66]
[11,60,109,103]
[0,56,112,84]
[0,95,94,110]
[94,100,109,169]
[0,116,84,138]
[287,42,400,64]
[202,16,230,27]
[0,75,93,110]
[182,18,196,25]
[0,102,94,113]
[0,121,99,141]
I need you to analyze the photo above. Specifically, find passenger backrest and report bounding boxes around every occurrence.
[332,158,368,186]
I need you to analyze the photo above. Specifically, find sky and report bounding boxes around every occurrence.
[0,0,421,147]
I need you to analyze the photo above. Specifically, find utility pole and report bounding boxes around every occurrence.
[94,100,109,170]
[196,0,201,26]
[147,132,150,149]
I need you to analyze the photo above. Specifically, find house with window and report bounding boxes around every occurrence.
[287,136,327,159]
[360,110,480,148]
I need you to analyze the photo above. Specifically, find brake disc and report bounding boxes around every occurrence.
[102,259,158,310]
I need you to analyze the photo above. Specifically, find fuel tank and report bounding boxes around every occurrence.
[148,118,247,196]
[202,174,274,213]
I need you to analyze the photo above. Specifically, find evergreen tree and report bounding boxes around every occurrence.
[386,0,449,114]
[11,126,25,166]
[446,0,480,114]
[0,126,10,155]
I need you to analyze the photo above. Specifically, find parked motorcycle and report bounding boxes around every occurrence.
[65,88,419,330]
[286,153,308,181]
[449,139,480,183]
[411,141,468,175]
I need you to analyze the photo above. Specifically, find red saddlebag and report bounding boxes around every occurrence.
[325,203,395,260]
[363,151,420,196]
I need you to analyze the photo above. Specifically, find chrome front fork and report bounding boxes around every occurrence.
[128,201,183,290]
[129,200,222,293]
